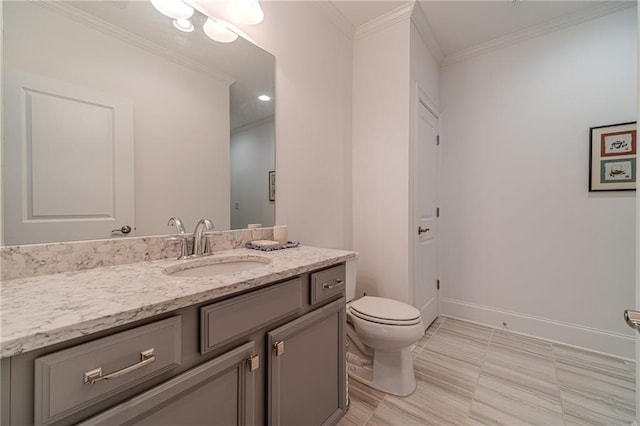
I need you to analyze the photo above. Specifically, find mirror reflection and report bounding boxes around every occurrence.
[2,0,275,246]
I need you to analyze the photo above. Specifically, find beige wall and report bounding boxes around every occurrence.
[212,1,355,249]
[439,8,637,357]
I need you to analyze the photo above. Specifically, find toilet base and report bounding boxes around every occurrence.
[347,347,417,397]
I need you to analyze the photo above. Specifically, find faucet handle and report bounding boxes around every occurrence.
[166,235,189,259]
[168,217,187,234]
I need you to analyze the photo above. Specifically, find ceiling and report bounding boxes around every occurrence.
[329,1,623,57]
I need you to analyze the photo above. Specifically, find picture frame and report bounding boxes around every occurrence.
[589,122,637,191]
[268,171,275,201]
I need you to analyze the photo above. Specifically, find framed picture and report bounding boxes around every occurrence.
[268,171,275,201]
[589,122,636,191]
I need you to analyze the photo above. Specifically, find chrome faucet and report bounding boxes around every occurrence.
[167,217,189,259]
[192,218,214,256]
[167,217,187,234]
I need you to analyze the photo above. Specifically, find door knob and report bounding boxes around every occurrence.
[624,309,640,331]
[418,227,430,235]
[112,225,132,234]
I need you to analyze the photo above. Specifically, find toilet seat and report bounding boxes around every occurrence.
[349,296,422,326]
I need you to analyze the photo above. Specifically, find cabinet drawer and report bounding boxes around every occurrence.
[310,264,345,306]
[34,316,181,426]
[201,277,303,354]
[78,341,257,426]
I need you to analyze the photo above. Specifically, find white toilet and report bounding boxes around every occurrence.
[345,260,424,397]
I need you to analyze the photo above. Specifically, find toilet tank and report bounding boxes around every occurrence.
[345,258,358,301]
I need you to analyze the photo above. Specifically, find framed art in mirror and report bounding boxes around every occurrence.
[589,121,637,191]
[269,171,276,202]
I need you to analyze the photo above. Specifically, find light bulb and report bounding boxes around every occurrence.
[226,0,264,25]
[258,95,271,101]
[150,0,194,20]
[203,18,239,43]
[173,18,194,32]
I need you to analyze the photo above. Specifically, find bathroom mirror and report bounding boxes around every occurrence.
[1,0,275,246]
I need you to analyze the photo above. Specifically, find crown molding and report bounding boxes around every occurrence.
[354,2,414,40]
[410,2,444,65]
[443,1,637,67]
[314,1,355,41]
[35,1,235,85]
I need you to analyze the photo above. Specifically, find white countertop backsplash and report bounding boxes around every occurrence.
[0,244,356,359]
[0,227,275,281]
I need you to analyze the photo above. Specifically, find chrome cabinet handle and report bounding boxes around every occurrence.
[84,349,155,384]
[112,225,132,234]
[323,279,344,289]
[418,227,430,235]
[624,310,640,332]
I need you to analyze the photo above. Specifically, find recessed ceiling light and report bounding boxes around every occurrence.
[150,0,194,20]
[173,18,194,32]
[258,95,271,102]
[203,18,239,43]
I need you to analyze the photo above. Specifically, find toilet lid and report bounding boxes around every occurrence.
[350,296,421,325]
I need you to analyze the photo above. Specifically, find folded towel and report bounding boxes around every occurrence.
[250,239,281,248]
[246,240,300,251]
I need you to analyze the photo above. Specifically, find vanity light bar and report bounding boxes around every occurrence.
[149,0,244,43]
[173,18,195,33]
[150,0,194,20]
[203,18,239,43]
[226,0,264,25]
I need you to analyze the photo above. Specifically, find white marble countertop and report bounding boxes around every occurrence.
[0,246,356,359]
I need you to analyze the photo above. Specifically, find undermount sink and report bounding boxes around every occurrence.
[163,256,272,277]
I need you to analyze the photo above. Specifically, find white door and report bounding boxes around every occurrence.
[3,70,135,245]
[414,100,439,328]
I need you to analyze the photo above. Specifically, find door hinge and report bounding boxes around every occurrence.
[437,135,440,146]
[247,355,260,371]
[273,341,285,357]
[436,207,440,218]
[437,280,440,290]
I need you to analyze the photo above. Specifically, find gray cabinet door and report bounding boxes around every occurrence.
[79,341,258,426]
[267,298,346,426]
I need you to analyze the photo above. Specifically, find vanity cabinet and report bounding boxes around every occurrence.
[1,263,346,426]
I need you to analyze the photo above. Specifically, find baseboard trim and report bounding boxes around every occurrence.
[441,298,634,360]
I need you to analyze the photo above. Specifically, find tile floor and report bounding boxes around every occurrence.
[338,316,636,426]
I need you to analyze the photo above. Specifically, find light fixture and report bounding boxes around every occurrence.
[173,18,194,32]
[203,18,239,43]
[226,0,264,25]
[258,95,271,102]
[150,0,194,20]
